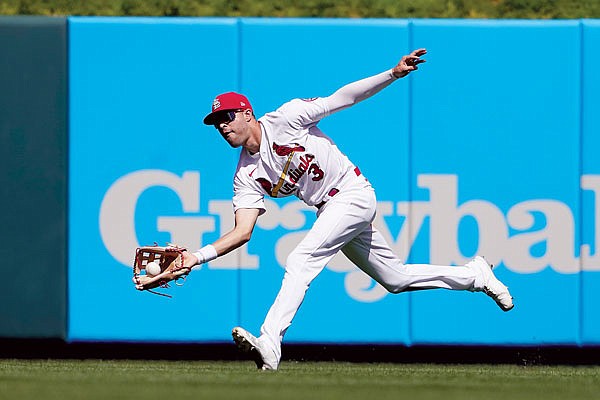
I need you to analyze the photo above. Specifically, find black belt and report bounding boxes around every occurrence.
[315,167,361,209]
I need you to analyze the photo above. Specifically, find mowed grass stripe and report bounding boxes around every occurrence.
[1,360,599,400]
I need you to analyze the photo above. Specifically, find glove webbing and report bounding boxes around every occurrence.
[133,246,188,298]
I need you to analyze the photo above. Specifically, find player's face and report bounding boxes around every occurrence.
[214,110,249,148]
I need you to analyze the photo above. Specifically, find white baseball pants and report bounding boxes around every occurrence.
[258,178,479,362]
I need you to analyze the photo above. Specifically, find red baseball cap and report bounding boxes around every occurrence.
[203,92,253,125]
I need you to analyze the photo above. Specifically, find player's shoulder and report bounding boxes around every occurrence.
[259,101,299,133]
[269,97,326,127]
[259,97,324,120]
[277,97,323,112]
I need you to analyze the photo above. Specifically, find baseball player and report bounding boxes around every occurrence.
[182,49,514,370]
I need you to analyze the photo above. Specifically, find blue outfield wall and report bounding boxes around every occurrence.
[68,17,600,345]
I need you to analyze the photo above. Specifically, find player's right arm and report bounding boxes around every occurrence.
[182,159,266,269]
[183,208,260,269]
[211,208,260,255]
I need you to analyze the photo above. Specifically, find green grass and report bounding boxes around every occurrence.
[1,359,600,400]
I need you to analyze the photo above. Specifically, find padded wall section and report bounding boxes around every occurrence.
[0,16,67,338]
[68,17,241,341]
[409,20,581,344]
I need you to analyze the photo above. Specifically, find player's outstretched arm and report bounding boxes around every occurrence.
[183,208,261,268]
[284,49,427,128]
[324,48,427,113]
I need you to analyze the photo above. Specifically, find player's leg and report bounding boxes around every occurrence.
[249,189,376,369]
[341,225,478,292]
[341,224,513,310]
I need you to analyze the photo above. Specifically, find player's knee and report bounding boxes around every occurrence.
[380,281,408,294]
[378,263,411,294]
[382,284,399,294]
[388,286,405,294]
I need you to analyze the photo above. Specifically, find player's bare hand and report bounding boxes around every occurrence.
[393,48,427,78]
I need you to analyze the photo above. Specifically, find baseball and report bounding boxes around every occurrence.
[145,261,161,276]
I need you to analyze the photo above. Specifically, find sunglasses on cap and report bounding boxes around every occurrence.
[212,109,243,128]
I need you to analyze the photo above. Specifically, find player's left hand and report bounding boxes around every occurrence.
[132,244,192,296]
[393,48,427,78]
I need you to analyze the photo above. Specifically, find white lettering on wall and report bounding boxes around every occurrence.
[99,170,600,301]
[100,170,201,266]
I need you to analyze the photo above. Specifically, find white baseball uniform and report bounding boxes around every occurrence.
[232,69,483,363]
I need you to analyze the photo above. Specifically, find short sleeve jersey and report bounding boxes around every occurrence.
[232,97,357,213]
